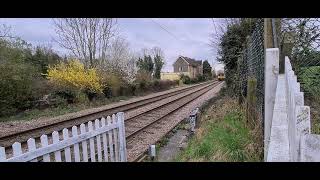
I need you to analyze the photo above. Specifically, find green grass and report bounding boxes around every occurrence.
[0,96,131,122]
[298,66,320,134]
[175,98,261,162]
[299,66,320,99]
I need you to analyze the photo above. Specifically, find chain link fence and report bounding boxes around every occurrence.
[238,18,265,127]
[281,18,320,133]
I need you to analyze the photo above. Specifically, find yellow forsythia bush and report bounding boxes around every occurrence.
[47,60,103,93]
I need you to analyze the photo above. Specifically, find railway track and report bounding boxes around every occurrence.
[125,81,222,161]
[0,81,216,150]
[125,82,218,139]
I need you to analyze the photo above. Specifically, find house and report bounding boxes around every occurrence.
[173,56,203,78]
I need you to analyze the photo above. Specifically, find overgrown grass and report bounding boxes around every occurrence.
[175,96,262,162]
[305,97,320,134]
[299,66,320,100]
[299,66,320,134]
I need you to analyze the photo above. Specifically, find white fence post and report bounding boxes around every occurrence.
[52,131,62,162]
[112,114,119,162]
[87,121,96,162]
[27,138,37,162]
[107,116,115,162]
[62,128,72,162]
[101,117,109,162]
[0,147,6,161]
[12,142,23,160]
[95,119,103,162]
[72,126,81,162]
[117,112,126,162]
[40,135,50,162]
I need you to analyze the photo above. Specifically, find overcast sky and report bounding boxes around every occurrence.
[0,18,224,72]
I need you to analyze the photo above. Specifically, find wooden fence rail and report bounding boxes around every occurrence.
[0,112,127,162]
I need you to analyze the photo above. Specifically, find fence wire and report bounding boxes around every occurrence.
[281,18,320,133]
[238,18,265,126]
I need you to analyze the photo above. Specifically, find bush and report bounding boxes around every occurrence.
[190,78,198,84]
[173,79,180,86]
[159,80,172,90]
[0,61,43,116]
[47,60,103,93]
[180,74,191,84]
[101,73,122,97]
[179,74,208,85]
[103,86,113,98]
[119,82,137,96]
[152,79,161,91]
[47,59,103,102]
[46,94,68,108]
[54,88,78,104]
[196,74,206,82]
[138,80,152,91]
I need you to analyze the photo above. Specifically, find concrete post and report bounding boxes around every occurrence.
[280,32,295,74]
[247,77,257,127]
[237,55,244,104]
[264,48,279,161]
[296,105,311,161]
[264,18,274,49]
[300,134,320,162]
[189,108,199,133]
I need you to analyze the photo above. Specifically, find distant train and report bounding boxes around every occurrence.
[217,73,225,81]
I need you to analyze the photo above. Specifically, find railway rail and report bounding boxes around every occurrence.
[126,81,221,161]
[0,80,221,161]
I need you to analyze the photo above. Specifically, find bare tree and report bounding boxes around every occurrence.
[0,24,10,38]
[151,46,164,59]
[106,36,130,69]
[281,18,320,50]
[52,18,118,68]
[104,36,137,82]
[279,18,320,75]
[0,24,19,40]
[141,48,150,57]
[210,18,245,49]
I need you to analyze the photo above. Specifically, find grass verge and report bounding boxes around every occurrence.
[298,66,320,134]
[0,96,131,122]
[175,93,262,162]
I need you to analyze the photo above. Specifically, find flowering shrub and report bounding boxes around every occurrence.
[47,60,103,94]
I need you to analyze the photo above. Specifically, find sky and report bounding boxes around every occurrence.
[0,18,224,72]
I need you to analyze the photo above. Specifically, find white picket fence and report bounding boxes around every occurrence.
[0,112,127,162]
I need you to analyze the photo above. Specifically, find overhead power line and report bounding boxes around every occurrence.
[149,18,185,56]
[150,18,182,42]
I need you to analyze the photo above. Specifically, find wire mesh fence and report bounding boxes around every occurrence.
[238,18,265,127]
[281,18,320,133]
